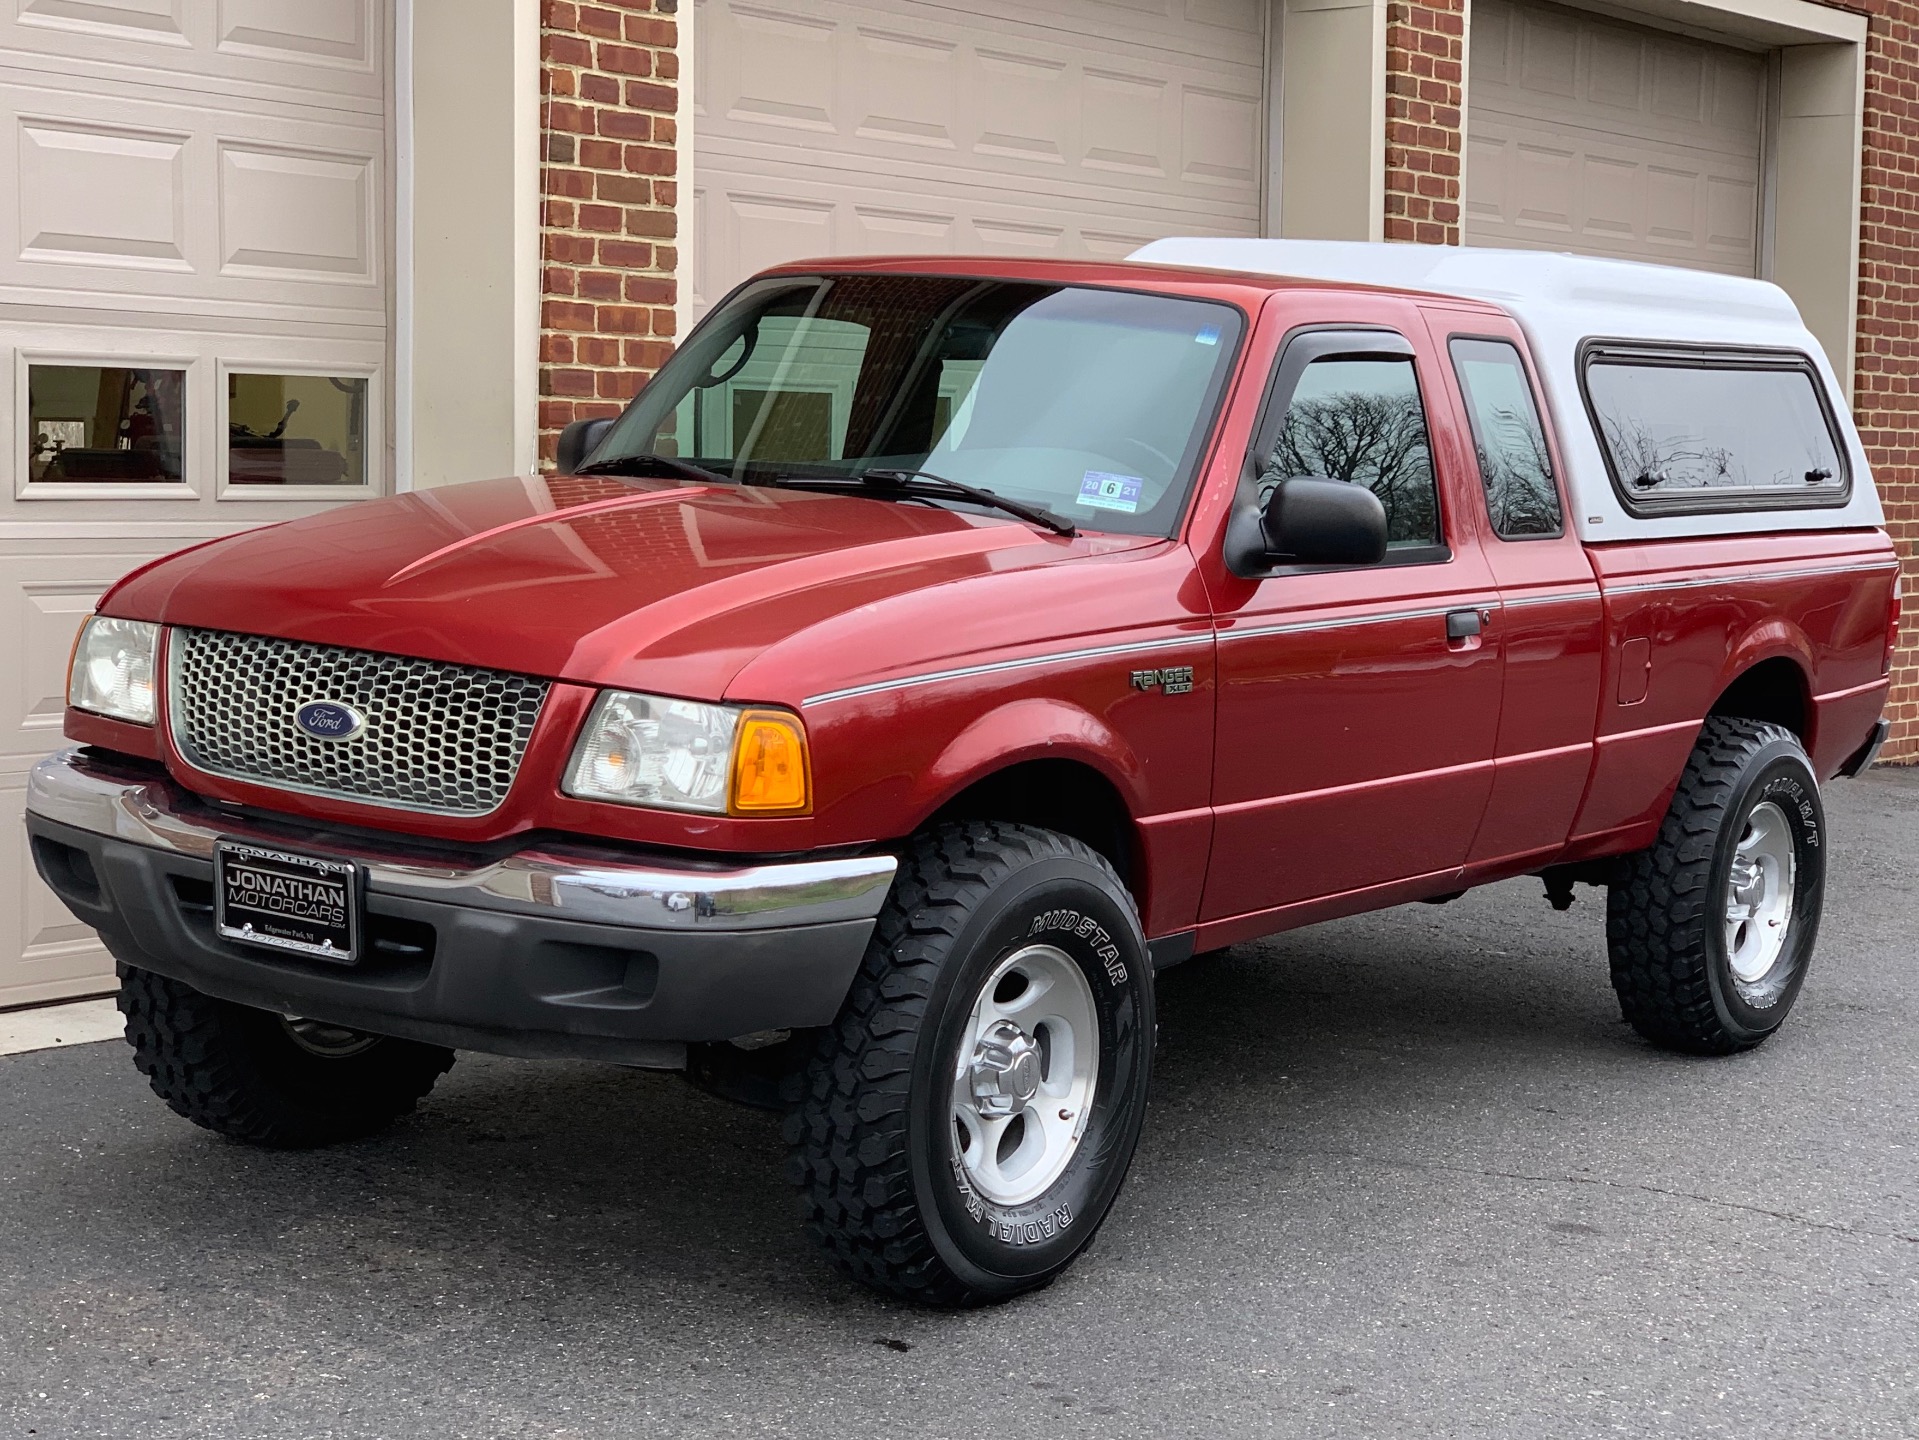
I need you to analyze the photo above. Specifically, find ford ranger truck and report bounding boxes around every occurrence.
[27,242,1899,1306]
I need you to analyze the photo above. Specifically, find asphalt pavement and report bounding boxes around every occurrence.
[4,768,1918,1439]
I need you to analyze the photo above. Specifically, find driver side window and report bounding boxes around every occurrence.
[1264,355,1440,548]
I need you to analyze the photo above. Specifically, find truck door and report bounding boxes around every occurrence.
[1421,308,1604,864]
[1200,310,1504,924]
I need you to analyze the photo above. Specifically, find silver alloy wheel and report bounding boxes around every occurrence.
[951,944,1099,1208]
[280,1015,382,1059]
[1724,801,1797,984]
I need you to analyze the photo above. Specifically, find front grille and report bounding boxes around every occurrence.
[168,628,551,816]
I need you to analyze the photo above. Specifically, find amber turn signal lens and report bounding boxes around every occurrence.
[729,710,812,815]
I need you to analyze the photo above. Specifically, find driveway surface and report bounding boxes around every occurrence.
[4,769,1917,1439]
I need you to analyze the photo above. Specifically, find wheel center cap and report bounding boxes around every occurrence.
[968,1020,1042,1118]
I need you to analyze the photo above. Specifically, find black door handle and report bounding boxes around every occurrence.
[1446,609,1483,640]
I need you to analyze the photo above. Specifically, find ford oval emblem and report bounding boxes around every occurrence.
[293,700,367,742]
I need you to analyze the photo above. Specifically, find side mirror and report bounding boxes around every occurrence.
[1225,476,1388,576]
[555,417,615,476]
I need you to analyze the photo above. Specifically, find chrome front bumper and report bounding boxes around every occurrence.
[24,747,899,1062]
[27,746,897,932]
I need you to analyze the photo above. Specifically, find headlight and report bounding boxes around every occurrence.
[68,616,159,725]
[564,691,811,816]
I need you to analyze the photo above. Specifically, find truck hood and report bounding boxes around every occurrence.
[107,474,1153,698]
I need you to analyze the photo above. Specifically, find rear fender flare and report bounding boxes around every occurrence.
[1713,618,1816,742]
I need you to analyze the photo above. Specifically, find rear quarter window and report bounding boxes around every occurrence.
[1579,343,1849,516]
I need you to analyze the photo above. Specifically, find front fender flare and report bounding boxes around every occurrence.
[908,697,1148,830]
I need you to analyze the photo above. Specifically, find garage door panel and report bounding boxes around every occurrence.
[1706,173,1758,249]
[961,0,1263,57]
[1468,0,1763,276]
[973,47,1072,165]
[695,0,1264,312]
[18,0,186,47]
[0,75,385,320]
[851,26,962,150]
[18,116,188,270]
[1182,84,1260,188]
[217,0,375,69]
[1082,67,1165,176]
[16,578,99,742]
[726,189,834,289]
[7,0,382,102]
[1712,55,1765,131]
[217,141,375,283]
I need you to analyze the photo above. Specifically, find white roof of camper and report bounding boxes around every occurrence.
[1129,238,1882,541]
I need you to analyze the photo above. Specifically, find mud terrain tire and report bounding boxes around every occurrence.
[118,966,454,1147]
[1607,716,1825,1054]
[785,822,1155,1306]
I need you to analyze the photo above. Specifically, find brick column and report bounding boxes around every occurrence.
[1383,0,1466,245]
[1847,0,1919,756]
[538,0,680,466]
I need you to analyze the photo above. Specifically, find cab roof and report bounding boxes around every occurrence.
[1129,237,1807,333]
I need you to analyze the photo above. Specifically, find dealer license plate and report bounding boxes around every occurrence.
[214,841,361,964]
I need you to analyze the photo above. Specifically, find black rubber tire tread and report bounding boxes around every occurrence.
[118,966,455,1148]
[783,821,1139,1307]
[1606,715,1809,1055]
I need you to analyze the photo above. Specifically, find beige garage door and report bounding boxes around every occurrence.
[1466,0,1766,275]
[1,0,392,1007]
[692,0,1267,315]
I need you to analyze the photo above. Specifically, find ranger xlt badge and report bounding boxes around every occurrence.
[1131,666,1195,695]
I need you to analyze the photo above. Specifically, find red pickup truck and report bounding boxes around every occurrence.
[28,242,1899,1306]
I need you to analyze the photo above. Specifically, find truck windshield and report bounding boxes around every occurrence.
[591,275,1245,538]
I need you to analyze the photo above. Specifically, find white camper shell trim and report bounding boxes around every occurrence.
[1129,239,1884,544]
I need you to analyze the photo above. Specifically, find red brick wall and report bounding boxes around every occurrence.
[1384,0,1465,245]
[1842,0,1919,757]
[538,0,680,466]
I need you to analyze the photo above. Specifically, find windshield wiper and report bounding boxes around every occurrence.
[575,452,736,487]
[577,454,1079,538]
[856,468,1077,537]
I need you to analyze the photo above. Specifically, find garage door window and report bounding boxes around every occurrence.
[26,364,184,487]
[1582,347,1847,514]
[227,373,371,488]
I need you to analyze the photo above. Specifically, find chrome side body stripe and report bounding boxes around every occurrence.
[804,634,1203,707]
[1604,561,1897,597]
[802,561,1892,707]
[1213,601,1497,644]
[1500,589,1602,609]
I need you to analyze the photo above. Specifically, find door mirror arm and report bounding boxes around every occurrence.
[556,417,617,476]
[1223,501,1276,579]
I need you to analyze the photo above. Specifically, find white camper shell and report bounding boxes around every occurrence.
[1130,238,1883,545]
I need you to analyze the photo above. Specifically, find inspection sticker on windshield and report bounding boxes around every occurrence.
[1078,471,1143,514]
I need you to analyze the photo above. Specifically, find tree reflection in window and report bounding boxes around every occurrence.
[1585,358,1843,500]
[1598,415,1741,491]
[1449,338,1561,537]
[1263,355,1439,546]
